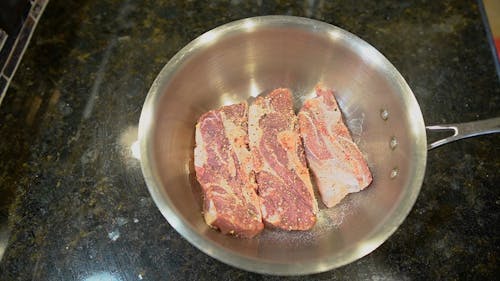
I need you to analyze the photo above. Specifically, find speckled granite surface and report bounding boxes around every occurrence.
[0,0,499,280]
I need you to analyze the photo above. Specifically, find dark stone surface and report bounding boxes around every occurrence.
[0,0,499,280]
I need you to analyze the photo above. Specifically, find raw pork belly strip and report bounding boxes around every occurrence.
[298,87,372,208]
[249,88,318,230]
[194,102,263,238]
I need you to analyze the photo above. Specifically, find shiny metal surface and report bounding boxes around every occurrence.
[139,16,428,275]
[426,117,500,150]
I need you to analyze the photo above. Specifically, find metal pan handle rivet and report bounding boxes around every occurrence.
[380,109,389,120]
[389,136,398,150]
[390,167,399,179]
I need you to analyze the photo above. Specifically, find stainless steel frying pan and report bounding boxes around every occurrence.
[138,16,500,275]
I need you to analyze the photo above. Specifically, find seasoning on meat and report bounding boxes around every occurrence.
[194,102,264,238]
[248,88,318,230]
[298,87,373,208]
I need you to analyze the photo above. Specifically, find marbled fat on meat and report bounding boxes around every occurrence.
[249,88,318,230]
[194,102,263,238]
[298,87,372,208]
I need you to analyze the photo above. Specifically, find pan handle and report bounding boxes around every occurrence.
[426,117,500,150]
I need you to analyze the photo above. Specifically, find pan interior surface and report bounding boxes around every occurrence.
[139,16,427,275]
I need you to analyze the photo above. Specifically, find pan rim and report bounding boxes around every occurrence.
[138,15,427,275]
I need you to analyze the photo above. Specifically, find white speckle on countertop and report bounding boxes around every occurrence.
[108,229,120,241]
[116,217,128,226]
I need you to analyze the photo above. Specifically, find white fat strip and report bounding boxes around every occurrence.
[220,110,251,177]
[224,150,237,178]
[266,213,281,224]
[299,112,324,161]
[260,204,268,217]
[318,96,342,137]
[248,101,266,152]
[204,199,217,225]
[204,178,241,210]
[194,123,208,168]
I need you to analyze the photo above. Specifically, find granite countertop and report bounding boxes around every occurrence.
[0,0,499,280]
